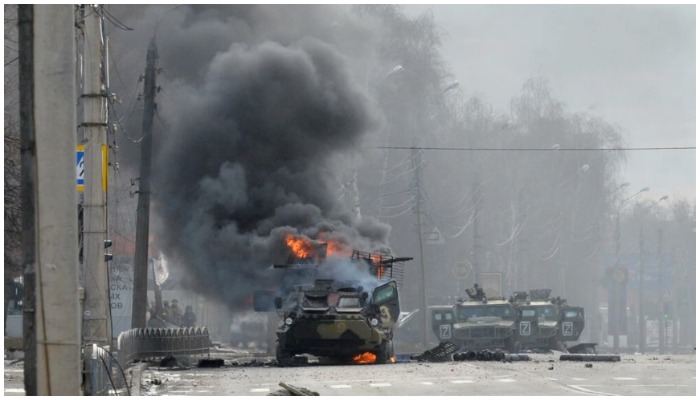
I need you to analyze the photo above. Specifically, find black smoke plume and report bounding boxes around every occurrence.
[111,6,394,308]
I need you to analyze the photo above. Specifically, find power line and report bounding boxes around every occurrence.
[100,5,133,31]
[376,146,695,151]
[5,56,19,66]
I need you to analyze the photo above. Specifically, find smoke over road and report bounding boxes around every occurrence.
[110,5,393,308]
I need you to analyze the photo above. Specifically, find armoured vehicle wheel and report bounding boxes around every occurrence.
[375,340,394,364]
[549,338,567,352]
[276,344,293,367]
[507,338,522,353]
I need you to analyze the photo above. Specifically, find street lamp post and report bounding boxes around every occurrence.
[653,195,669,354]
[637,194,668,355]
[613,186,648,354]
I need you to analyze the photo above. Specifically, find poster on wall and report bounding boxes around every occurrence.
[480,272,502,298]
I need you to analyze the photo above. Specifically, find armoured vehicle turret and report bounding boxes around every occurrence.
[431,284,520,353]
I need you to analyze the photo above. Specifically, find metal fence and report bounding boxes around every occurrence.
[117,327,210,367]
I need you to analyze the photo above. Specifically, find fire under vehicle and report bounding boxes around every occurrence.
[255,234,411,366]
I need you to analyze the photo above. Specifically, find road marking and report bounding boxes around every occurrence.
[4,389,25,393]
[250,388,270,393]
[497,378,516,382]
[369,382,392,387]
[571,377,586,381]
[451,380,474,384]
[547,378,558,381]
[613,377,638,381]
[624,384,689,387]
[329,384,352,389]
[420,382,434,385]
[568,385,618,396]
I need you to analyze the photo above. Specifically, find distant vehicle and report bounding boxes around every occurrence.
[429,285,591,355]
[509,289,586,352]
[431,284,520,353]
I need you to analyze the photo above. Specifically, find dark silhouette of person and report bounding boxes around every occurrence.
[183,305,197,327]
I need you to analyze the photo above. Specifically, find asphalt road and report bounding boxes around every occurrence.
[4,350,695,396]
[137,351,695,396]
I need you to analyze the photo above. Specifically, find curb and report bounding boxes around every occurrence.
[126,362,148,396]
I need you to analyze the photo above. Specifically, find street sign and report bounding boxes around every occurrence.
[425,227,445,244]
[612,267,627,283]
[452,261,472,279]
[76,145,85,192]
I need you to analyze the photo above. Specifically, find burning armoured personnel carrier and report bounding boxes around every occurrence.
[257,235,411,366]
[274,276,400,366]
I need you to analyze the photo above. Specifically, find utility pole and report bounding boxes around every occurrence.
[612,211,622,353]
[80,4,112,347]
[351,169,361,220]
[638,220,645,354]
[411,145,429,349]
[657,228,665,354]
[132,38,158,329]
[472,174,481,285]
[18,4,37,395]
[26,4,82,394]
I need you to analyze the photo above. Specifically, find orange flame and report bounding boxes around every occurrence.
[390,355,396,363]
[284,233,355,263]
[352,352,377,364]
[326,240,352,258]
[285,234,317,259]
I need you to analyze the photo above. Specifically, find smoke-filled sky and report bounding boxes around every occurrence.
[104,4,695,319]
[404,4,696,203]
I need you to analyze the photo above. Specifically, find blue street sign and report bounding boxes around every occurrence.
[76,145,85,191]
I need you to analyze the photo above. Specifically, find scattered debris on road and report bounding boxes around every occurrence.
[268,382,319,396]
[559,354,621,362]
[412,342,459,362]
[159,355,190,369]
[198,358,225,368]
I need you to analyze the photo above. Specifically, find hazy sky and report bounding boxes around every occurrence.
[403,4,696,204]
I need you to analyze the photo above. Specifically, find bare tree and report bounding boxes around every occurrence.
[4,4,22,330]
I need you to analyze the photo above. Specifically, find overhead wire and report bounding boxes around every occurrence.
[382,203,416,219]
[100,5,134,31]
[376,145,695,151]
[100,346,131,396]
[100,356,119,395]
